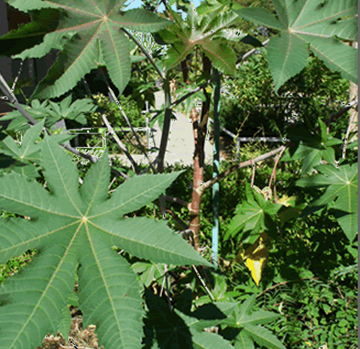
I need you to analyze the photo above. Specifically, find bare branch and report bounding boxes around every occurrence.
[198,145,287,196]
[102,113,139,173]
[324,98,358,128]
[107,87,156,172]
[192,265,215,301]
[163,195,190,209]
[165,208,189,231]
[236,38,270,67]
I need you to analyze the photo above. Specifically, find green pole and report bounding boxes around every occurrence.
[212,68,221,268]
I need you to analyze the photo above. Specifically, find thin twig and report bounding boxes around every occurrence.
[108,87,156,171]
[102,113,139,173]
[11,60,24,94]
[81,76,93,99]
[323,98,358,129]
[192,265,216,301]
[97,67,146,150]
[268,147,287,202]
[170,72,223,110]
[164,264,173,311]
[140,157,161,174]
[236,38,270,67]
[163,196,190,208]
[108,175,118,191]
[165,208,189,230]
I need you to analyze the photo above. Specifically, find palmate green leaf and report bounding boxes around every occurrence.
[3,95,97,135]
[242,324,286,349]
[0,136,210,349]
[13,30,78,60]
[239,310,281,326]
[296,162,358,242]
[2,99,61,131]
[144,289,193,348]
[281,119,343,174]
[220,295,284,348]
[57,305,72,339]
[46,94,97,124]
[0,119,75,178]
[188,302,238,331]
[159,2,241,75]
[234,0,358,92]
[5,0,171,100]
[221,294,256,328]
[191,331,235,349]
[225,183,281,242]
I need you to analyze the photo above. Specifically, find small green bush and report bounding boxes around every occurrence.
[87,92,145,128]
[215,52,350,141]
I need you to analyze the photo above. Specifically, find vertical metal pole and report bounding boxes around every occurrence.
[212,68,221,268]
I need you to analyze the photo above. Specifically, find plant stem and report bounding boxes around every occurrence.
[156,76,172,218]
[187,53,212,251]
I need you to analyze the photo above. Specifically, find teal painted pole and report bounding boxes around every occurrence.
[212,68,221,268]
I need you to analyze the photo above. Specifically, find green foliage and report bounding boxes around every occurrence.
[0,1,357,348]
[156,3,256,75]
[73,92,148,155]
[0,135,211,349]
[234,0,358,92]
[0,119,75,178]
[2,0,171,100]
[144,288,238,348]
[86,92,145,128]
[296,161,358,242]
[0,94,95,133]
[254,213,358,349]
[214,52,350,140]
[225,182,282,244]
